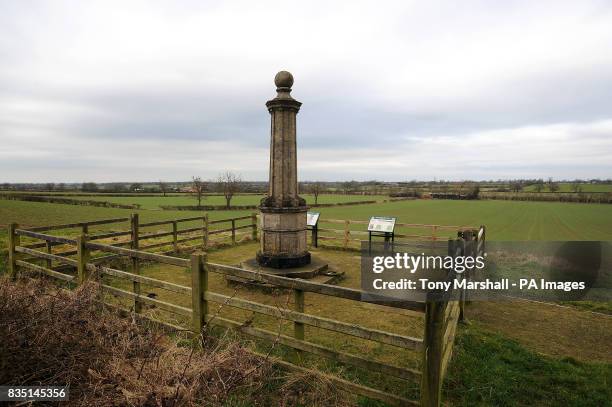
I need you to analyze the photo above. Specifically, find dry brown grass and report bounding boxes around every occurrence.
[0,277,345,406]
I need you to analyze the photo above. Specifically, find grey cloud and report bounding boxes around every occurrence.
[1,0,612,182]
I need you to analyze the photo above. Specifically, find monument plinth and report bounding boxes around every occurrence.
[256,71,311,269]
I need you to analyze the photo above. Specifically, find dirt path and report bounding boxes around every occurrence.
[467,299,612,363]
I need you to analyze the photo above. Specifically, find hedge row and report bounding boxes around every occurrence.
[480,192,612,204]
[0,194,140,209]
[160,205,258,211]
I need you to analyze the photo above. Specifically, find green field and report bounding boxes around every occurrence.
[1,198,612,241]
[0,198,245,229]
[52,193,383,209]
[315,200,612,241]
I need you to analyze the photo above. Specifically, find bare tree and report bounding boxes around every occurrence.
[216,172,242,209]
[341,181,351,195]
[570,182,582,193]
[310,182,323,205]
[534,179,544,193]
[467,184,480,199]
[547,177,559,193]
[510,181,523,193]
[82,182,98,192]
[191,176,207,207]
[159,180,169,197]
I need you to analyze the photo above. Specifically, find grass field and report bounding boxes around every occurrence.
[0,198,248,229]
[315,199,612,241]
[445,324,612,406]
[2,198,612,241]
[51,193,384,209]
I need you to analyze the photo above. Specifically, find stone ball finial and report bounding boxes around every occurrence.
[274,71,294,89]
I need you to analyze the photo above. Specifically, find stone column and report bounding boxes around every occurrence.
[257,71,311,268]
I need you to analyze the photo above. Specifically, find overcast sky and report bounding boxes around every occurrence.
[1,0,612,183]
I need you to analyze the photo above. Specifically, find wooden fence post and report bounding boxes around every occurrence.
[477,225,486,257]
[8,223,19,279]
[172,221,178,253]
[458,237,467,323]
[45,241,53,269]
[293,288,305,361]
[420,299,445,407]
[76,233,90,284]
[191,252,208,338]
[343,220,350,249]
[203,214,209,249]
[82,223,89,234]
[131,213,141,313]
[251,212,258,241]
[231,219,236,244]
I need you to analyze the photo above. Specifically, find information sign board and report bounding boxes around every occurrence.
[367,216,396,233]
[307,212,320,227]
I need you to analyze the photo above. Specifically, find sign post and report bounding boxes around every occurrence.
[307,211,320,247]
[367,216,396,253]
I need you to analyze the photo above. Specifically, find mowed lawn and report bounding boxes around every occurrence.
[1,198,611,241]
[52,193,384,209]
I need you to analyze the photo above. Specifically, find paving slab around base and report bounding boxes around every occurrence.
[226,256,345,287]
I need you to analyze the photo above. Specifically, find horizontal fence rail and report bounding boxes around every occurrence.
[312,218,480,250]
[26,217,130,232]
[15,213,258,266]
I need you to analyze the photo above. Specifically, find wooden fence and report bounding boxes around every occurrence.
[313,218,480,250]
[18,213,258,263]
[5,218,485,407]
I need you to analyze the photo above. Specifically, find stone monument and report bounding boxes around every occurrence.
[236,71,337,283]
[256,71,311,268]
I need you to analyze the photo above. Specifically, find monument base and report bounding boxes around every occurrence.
[250,255,321,277]
[256,251,311,269]
[225,256,343,288]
